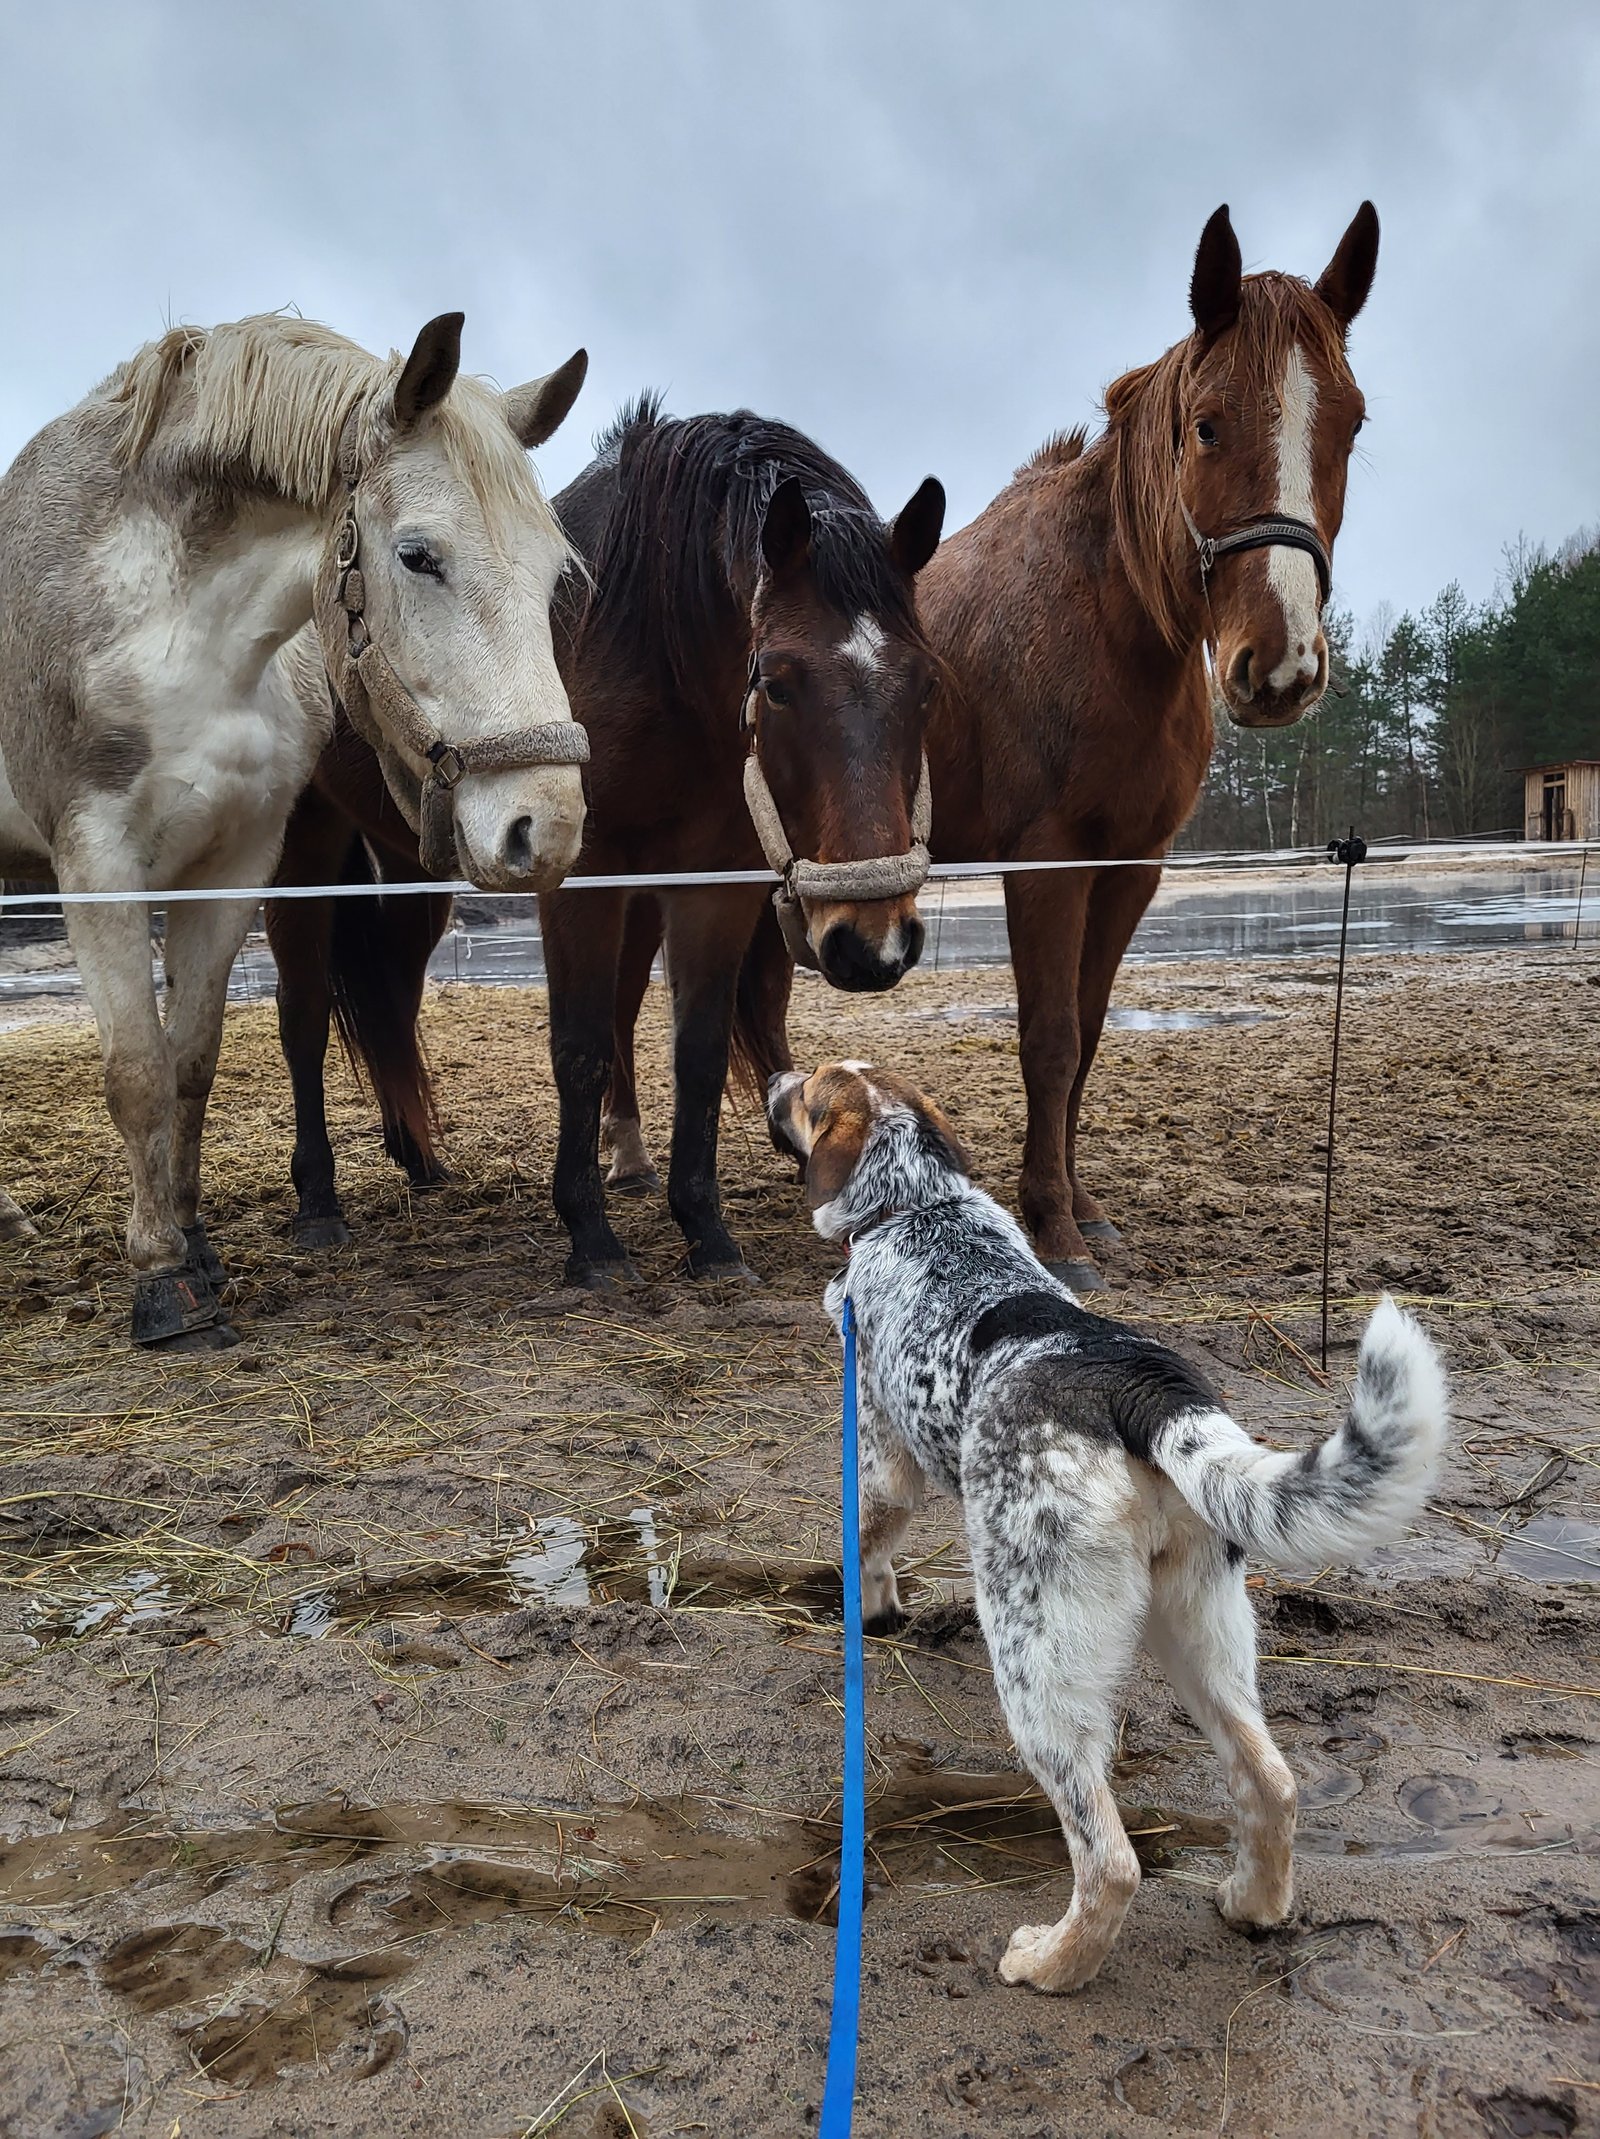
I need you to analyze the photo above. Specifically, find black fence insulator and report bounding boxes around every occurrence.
[1321,830,1368,1372]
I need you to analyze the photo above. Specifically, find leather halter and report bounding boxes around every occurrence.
[1177,494,1333,605]
[316,440,589,879]
[739,651,932,972]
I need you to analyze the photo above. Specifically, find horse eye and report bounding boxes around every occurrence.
[397,540,443,579]
[1352,416,1365,439]
[920,673,939,709]
[763,677,791,709]
[1196,419,1219,447]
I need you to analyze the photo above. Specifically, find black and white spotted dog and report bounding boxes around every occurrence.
[769,1060,1448,1995]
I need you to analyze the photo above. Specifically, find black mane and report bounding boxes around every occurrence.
[581,394,917,697]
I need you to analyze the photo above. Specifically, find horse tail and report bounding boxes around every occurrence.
[327,839,452,1180]
[728,898,796,1104]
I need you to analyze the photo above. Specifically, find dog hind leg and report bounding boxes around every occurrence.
[1144,1531,1297,1929]
[966,1440,1148,1993]
[858,1420,923,1632]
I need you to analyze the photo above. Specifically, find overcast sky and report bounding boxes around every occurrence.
[3,1,1596,632]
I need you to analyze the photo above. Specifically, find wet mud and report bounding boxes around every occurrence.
[2,948,1598,2135]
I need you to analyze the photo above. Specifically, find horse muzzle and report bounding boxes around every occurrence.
[814,904,925,993]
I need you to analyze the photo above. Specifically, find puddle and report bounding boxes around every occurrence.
[0,1770,1237,2086]
[1364,1514,1600,1586]
[914,1002,1273,1031]
[22,1508,853,1644]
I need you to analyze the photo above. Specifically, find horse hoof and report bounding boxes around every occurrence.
[687,1253,761,1288]
[565,1257,641,1292]
[131,1267,227,1348]
[182,1221,228,1290]
[1044,1258,1106,1296]
[293,1216,352,1251]
[1079,1219,1123,1249]
[607,1168,662,1199]
[150,1320,242,1353]
[404,1164,452,1191]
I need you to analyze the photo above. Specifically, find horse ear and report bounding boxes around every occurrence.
[393,312,464,427]
[504,349,588,450]
[1315,202,1380,330]
[760,476,813,580]
[889,476,945,578]
[1190,205,1242,346]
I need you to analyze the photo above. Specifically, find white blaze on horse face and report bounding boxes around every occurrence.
[1266,346,1323,696]
[840,614,886,679]
[358,425,586,893]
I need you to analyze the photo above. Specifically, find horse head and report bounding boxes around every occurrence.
[744,472,946,992]
[1173,203,1379,730]
[318,314,590,889]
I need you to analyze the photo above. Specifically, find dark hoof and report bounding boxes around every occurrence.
[863,1607,907,1639]
[182,1221,228,1290]
[1079,1219,1123,1248]
[1044,1258,1106,1296]
[404,1164,452,1191]
[688,1240,761,1283]
[607,1168,662,1199]
[132,1266,226,1348]
[565,1257,641,1293]
[293,1214,353,1250]
[150,1320,242,1353]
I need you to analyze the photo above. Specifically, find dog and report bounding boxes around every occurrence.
[768,1060,1448,1994]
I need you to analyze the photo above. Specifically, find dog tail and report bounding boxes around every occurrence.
[1150,1297,1448,1567]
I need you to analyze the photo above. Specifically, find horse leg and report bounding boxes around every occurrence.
[1065,862,1163,1249]
[602,895,662,1196]
[267,791,353,1248]
[661,885,767,1278]
[1003,868,1100,1292]
[364,887,453,1185]
[733,897,799,1165]
[544,885,636,1287]
[60,889,223,1346]
[161,885,262,1318]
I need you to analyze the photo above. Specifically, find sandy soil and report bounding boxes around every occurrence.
[1,947,1597,2138]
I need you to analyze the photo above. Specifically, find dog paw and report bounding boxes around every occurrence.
[1214,1873,1294,1931]
[997,1923,1055,1986]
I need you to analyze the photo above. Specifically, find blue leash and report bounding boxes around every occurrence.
[819,1292,866,2137]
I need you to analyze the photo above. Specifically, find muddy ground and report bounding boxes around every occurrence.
[1,945,1597,2139]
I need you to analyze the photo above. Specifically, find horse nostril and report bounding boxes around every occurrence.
[1230,647,1255,696]
[501,816,535,876]
[902,917,926,972]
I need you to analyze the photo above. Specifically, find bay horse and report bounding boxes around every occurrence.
[0,311,589,1345]
[267,400,945,1281]
[605,203,1382,1288]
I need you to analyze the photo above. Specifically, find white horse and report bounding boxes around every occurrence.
[0,311,589,1346]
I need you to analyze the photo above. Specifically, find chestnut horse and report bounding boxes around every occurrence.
[268,401,945,1277]
[605,204,1381,1287]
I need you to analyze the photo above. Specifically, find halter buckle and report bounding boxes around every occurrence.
[333,513,360,574]
[427,742,467,791]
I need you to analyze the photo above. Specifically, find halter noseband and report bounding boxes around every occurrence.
[739,651,932,973]
[1177,494,1333,607]
[317,438,589,879]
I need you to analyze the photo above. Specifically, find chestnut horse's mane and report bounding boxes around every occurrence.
[584,394,920,699]
[1098,270,1356,650]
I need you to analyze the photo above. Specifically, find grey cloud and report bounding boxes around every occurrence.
[2,0,1595,626]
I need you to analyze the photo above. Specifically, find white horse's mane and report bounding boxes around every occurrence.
[106,313,565,546]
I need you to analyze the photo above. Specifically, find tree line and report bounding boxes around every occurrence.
[1179,527,1600,851]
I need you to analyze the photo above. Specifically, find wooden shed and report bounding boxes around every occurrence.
[1523,760,1600,842]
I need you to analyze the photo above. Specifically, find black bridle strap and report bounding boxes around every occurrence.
[1178,497,1332,605]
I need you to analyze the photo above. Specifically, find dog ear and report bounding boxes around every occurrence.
[803,1080,873,1211]
[912,1094,973,1179]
